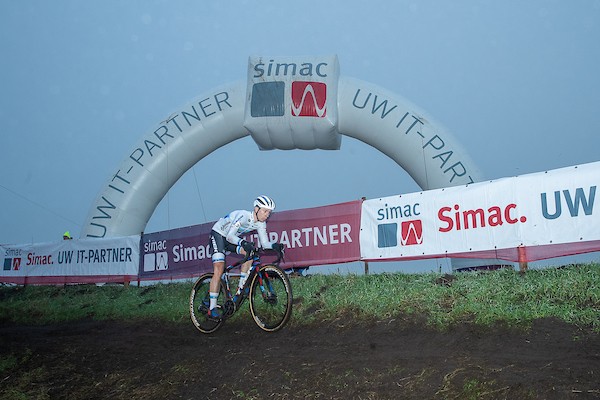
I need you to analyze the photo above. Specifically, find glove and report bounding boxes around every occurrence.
[271,243,284,252]
[240,240,255,253]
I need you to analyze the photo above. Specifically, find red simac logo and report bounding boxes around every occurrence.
[401,220,423,246]
[291,81,327,117]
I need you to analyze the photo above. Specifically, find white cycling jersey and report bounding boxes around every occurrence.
[211,210,273,248]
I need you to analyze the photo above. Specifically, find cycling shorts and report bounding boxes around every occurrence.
[209,230,239,263]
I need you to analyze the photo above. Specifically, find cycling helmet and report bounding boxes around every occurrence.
[253,195,276,211]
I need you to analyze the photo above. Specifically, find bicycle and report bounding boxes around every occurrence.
[189,247,292,334]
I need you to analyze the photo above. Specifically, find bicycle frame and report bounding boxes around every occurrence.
[189,247,292,333]
[221,248,282,316]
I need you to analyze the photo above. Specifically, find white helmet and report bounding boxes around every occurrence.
[254,195,276,211]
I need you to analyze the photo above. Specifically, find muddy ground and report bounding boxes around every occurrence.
[1,316,599,399]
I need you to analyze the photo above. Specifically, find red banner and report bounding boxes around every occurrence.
[139,200,362,281]
[268,200,362,269]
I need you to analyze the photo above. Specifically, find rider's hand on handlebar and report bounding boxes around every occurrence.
[271,243,285,253]
[241,240,255,253]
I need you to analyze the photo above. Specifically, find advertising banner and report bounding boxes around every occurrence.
[139,200,362,281]
[140,222,214,281]
[243,55,341,150]
[360,162,600,262]
[0,235,139,284]
[267,200,361,268]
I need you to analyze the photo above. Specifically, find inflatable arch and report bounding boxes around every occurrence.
[82,56,482,239]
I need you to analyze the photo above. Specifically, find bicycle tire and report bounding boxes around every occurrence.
[249,264,293,332]
[189,273,225,334]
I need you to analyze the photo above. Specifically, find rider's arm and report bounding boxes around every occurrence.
[256,222,274,249]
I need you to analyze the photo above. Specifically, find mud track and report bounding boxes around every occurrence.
[1,317,599,399]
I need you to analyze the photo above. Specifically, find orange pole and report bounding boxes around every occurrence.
[518,246,528,274]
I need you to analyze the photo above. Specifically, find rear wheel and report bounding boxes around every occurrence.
[190,273,225,334]
[249,265,293,332]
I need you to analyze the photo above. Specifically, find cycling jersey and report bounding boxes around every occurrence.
[211,210,273,248]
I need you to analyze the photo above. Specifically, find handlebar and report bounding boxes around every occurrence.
[230,246,285,269]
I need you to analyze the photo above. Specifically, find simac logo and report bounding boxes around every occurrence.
[377,219,423,248]
[250,80,327,118]
[291,81,327,117]
[143,251,168,272]
[401,220,423,245]
[3,257,21,271]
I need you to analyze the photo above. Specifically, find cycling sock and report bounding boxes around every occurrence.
[209,292,219,309]
[238,272,248,290]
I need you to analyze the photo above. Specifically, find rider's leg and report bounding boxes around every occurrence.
[236,259,253,294]
[209,257,225,311]
[230,245,251,295]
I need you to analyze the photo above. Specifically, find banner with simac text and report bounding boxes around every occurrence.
[1,235,139,285]
[139,200,362,281]
[360,162,600,262]
[243,55,341,150]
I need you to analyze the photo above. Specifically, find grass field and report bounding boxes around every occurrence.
[1,263,598,331]
[1,264,599,400]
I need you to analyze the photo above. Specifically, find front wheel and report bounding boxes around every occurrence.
[249,265,293,332]
[190,273,225,334]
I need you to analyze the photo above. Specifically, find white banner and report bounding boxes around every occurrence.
[360,162,599,261]
[1,235,139,284]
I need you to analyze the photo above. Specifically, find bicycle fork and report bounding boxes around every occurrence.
[255,269,278,303]
[239,256,276,300]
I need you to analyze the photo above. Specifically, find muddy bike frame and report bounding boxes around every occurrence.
[189,247,293,334]
[219,248,283,315]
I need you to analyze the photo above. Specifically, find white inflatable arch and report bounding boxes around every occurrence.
[82,66,482,238]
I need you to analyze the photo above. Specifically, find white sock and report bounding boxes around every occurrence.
[238,272,248,291]
[209,292,219,309]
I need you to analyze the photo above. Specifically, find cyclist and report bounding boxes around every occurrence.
[207,195,284,319]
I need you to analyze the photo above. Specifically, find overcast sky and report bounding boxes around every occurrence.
[2,1,599,271]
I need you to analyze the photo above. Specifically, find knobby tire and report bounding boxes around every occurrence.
[189,273,225,334]
[249,264,293,332]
